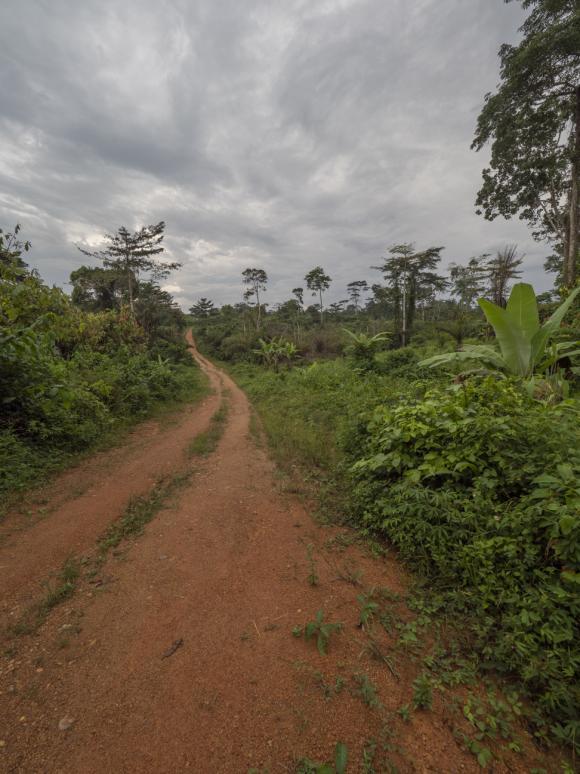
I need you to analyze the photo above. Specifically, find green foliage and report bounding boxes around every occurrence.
[253,337,299,369]
[296,743,348,774]
[420,283,580,383]
[350,377,580,741]
[343,329,390,372]
[294,610,343,655]
[352,673,381,709]
[472,0,580,286]
[411,673,433,710]
[0,242,206,500]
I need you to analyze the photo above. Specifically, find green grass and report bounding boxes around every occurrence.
[98,470,192,557]
[187,397,229,457]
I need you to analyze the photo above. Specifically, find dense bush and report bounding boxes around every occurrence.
[349,377,580,743]
[0,261,205,500]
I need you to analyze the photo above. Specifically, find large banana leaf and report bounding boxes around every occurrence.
[478,298,532,376]
[506,283,539,342]
[419,345,506,371]
[530,286,580,366]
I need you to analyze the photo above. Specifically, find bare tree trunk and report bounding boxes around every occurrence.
[255,286,261,330]
[566,85,580,288]
[125,256,134,314]
[401,283,407,347]
[319,289,323,325]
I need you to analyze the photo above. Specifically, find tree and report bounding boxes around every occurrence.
[292,287,304,308]
[449,256,488,309]
[69,266,125,311]
[242,268,268,329]
[305,266,332,325]
[373,244,447,346]
[328,300,347,316]
[0,224,31,273]
[77,222,180,313]
[486,245,524,307]
[346,280,369,313]
[189,298,215,319]
[472,0,580,287]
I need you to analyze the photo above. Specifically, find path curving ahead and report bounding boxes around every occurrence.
[0,336,549,773]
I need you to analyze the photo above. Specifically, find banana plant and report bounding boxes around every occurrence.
[252,337,298,370]
[420,283,580,378]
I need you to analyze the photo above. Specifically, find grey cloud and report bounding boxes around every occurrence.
[0,0,551,311]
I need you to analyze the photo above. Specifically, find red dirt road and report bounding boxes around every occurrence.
[0,337,560,772]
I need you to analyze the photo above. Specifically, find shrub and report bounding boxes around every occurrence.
[349,377,580,740]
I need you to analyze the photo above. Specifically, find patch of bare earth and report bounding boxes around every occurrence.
[0,337,562,772]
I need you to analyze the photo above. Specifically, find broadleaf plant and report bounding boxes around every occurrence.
[420,283,579,380]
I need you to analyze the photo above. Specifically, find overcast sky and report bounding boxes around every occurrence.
[0,0,552,309]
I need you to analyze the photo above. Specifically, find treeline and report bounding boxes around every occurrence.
[0,223,205,500]
[192,242,552,361]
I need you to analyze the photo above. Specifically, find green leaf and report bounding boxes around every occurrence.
[476,747,493,768]
[478,298,531,376]
[531,286,580,366]
[334,742,348,774]
[506,283,539,343]
[419,346,505,371]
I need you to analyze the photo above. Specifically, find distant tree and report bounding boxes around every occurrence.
[346,280,369,313]
[69,265,125,311]
[328,300,348,316]
[189,298,215,319]
[472,0,580,287]
[292,287,304,308]
[134,282,185,348]
[0,224,30,272]
[77,222,180,313]
[373,244,447,346]
[242,267,268,329]
[305,266,332,325]
[486,245,524,307]
[449,256,488,309]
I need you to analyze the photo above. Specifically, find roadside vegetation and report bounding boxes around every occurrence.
[0,223,207,503]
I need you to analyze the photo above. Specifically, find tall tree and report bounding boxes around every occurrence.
[242,267,268,329]
[449,256,488,309]
[346,280,369,313]
[373,244,446,346]
[485,245,524,307]
[472,0,580,287]
[189,298,215,319]
[77,222,180,313]
[304,266,332,325]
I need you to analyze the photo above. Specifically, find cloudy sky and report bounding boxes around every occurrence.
[0,0,552,309]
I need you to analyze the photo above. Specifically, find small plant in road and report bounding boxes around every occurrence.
[293,610,343,655]
[296,742,348,773]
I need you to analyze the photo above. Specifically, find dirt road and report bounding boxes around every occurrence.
[0,336,557,772]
